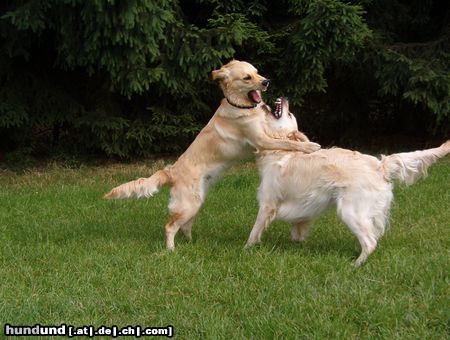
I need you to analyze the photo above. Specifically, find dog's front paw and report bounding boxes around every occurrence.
[287,131,310,142]
[300,142,321,153]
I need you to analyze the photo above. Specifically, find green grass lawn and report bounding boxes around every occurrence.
[1,158,449,339]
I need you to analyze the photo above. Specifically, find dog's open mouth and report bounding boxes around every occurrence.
[273,97,283,119]
[248,90,262,104]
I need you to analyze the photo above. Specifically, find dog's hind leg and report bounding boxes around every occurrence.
[337,197,380,266]
[340,213,378,267]
[352,222,377,267]
[291,220,313,242]
[165,207,201,250]
[165,187,202,250]
[180,218,194,241]
[165,213,182,251]
[246,204,277,247]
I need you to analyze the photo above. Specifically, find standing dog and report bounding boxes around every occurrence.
[105,61,320,250]
[247,97,449,266]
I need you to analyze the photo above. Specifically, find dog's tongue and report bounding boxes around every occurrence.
[248,90,261,104]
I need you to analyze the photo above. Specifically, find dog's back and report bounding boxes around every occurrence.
[257,148,390,217]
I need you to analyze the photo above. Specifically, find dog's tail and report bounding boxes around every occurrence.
[104,169,170,199]
[381,140,450,185]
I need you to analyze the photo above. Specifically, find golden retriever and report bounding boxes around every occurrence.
[247,97,450,266]
[105,61,320,250]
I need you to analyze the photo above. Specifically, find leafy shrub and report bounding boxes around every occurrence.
[0,0,448,158]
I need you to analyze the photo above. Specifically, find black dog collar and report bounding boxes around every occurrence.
[226,97,257,109]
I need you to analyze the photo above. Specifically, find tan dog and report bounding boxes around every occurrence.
[105,60,320,250]
[247,97,450,266]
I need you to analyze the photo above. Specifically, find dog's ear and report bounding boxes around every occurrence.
[211,68,229,82]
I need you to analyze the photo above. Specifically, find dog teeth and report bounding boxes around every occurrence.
[274,99,283,117]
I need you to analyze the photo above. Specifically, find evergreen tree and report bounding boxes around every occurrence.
[1,0,448,158]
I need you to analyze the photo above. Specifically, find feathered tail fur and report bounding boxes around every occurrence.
[382,140,450,185]
[104,169,170,199]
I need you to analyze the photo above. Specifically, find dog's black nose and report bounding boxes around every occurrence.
[261,79,270,87]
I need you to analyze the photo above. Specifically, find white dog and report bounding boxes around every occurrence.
[247,97,449,266]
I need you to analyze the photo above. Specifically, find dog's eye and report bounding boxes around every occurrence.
[243,75,251,80]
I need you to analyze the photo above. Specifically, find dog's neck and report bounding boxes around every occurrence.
[226,97,257,109]
[217,98,263,119]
